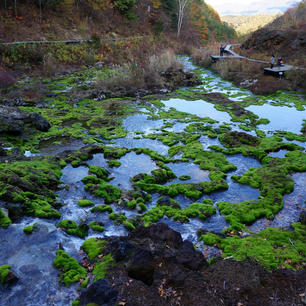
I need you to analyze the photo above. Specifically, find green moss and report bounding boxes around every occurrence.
[199,233,222,245]
[92,253,114,281]
[80,278,89,288]
[23,223,37,234]
[58,219,89,238]
[72,300,80,306]
[81,238,108,260]
[216,223,306,271]
[179,175,191,180]
[88,166,110,181]
[107,160,121,167]
[84,179,122,204]
[78,199,95,207]
[126,200,137,209]
[151,168,177,184]
[216,133,302,161]
[133,148,172,163]
[0,265,11,284]
[53,249,87,286]
[0,208,11,228]
[103,147,129,159]
[91,204,113,213]
[89,221,105,232]
[221,151,306,231]
[142,198,216,226]
[0,157,62,220]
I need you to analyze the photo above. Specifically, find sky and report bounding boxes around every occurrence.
[204,0,299,16]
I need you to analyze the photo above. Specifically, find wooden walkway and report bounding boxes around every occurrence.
[211,44,304,76]
[0,36,146,46]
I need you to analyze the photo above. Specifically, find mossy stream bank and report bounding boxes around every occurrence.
[0,58,305,306]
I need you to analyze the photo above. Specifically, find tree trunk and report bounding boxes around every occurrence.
[39,0,42,23]
[14,0,17,16]
[176,0,190,38]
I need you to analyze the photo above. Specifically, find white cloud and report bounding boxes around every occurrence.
[205,0,299,15]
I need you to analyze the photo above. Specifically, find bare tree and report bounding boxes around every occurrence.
[176,0,190,37]
[14,0,17,16]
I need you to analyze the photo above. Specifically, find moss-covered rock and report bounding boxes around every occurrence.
[0,265,11,284]
[53,249,87,286]
[23,223,37,234]
[78,199,95,207]
[91,204,113,213]
[221,151,306,231]
[81,238,108,260]
[201,223,306,271]
[141,198,216,226]
[89,221,105,232]
[0,208,11,228]
[0,157,62,220]
[88,166,110,181]
[92,253,114,282]
[58,219,89,238]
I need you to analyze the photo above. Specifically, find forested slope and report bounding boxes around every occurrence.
[241,0,306,64]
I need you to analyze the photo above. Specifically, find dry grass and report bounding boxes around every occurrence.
[97,49,182,91]
[191,45,219,68]
[212,58,265,79]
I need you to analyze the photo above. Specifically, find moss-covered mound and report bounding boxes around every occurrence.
[57,219,89,238]
[142,198,216,226]
[200,222,306,271]
[0,157,62,219]
[53,249,87,286]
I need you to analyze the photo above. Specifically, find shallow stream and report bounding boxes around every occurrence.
[1,58,305,306]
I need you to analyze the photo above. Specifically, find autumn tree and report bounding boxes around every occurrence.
[176,0,190,37]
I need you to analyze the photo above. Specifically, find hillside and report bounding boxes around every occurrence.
[241,0,306,64]
[0,0,235,76]
[222,14,279,36]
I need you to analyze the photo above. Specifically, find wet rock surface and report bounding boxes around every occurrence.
[80,223,306,306]
[0,105,51,135]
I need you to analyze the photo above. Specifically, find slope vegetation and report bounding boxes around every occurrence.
[241,0,306,64]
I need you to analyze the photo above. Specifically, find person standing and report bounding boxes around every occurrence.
[220,45,224,56]
[270,55,275,69]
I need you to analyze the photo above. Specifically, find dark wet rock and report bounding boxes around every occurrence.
[4,271,19,286]
[127,248,155,285]
[79,223,306,306]
[1,97,27,107]
[176,240,208,271]
[0,106,26,135]
[299,210,306,225]
[79,279,118,306]
[129,223,183,249]
[0,105,51,136]
[157,196,180,209]
[0,145,6,156]
[6,202,26,222]
[27,112,51,132]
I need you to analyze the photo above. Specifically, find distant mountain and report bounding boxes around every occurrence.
[222,14,279,36]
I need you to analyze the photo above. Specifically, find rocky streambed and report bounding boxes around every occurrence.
[0,58,306,306]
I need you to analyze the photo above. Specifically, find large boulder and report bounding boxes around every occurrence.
[27,112,51,132]
[79,279,118,306]
[0,106,51,135]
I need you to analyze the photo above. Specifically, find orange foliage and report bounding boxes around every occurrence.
[189,1,209,41]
